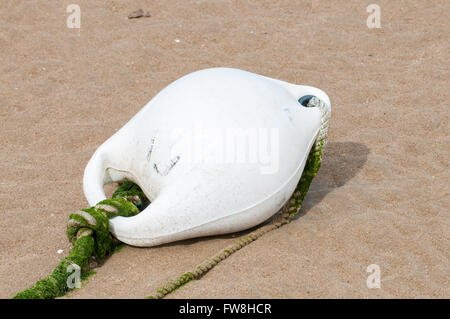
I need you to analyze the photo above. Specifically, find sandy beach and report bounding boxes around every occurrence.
[0,0,449,298]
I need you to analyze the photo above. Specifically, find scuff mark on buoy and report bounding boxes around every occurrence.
[153,155,181,176]
[147,137,156,162]
[163,155,181,175]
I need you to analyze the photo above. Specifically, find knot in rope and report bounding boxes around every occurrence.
[66,197,139,259]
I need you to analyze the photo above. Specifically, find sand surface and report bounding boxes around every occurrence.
[1,0,449,298]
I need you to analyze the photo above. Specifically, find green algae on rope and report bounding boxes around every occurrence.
[13,182,146,299]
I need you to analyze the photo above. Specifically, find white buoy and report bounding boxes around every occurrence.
[83,68,331,247]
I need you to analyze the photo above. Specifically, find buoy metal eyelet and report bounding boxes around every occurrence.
[298,95,316,107]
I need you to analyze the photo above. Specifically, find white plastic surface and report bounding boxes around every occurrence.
[83,68,331,247]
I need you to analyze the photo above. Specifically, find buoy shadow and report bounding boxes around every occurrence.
[146,141,369,249]
[292,141,370,220]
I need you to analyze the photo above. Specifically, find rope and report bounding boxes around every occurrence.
[13,96,329,299]
[13,182,147,299]
[147,96,331,298]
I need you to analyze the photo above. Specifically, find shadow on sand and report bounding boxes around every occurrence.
[292,141,369,220]
[143,141,370,249]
